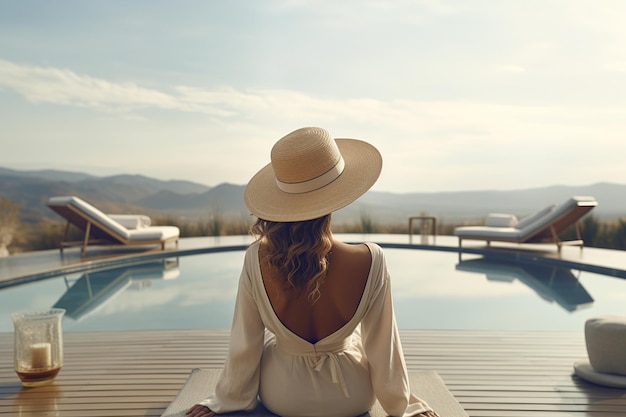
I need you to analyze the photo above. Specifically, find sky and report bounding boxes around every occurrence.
[1,0,625,193]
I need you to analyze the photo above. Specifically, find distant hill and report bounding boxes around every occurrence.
[0,167,97,183]
[136,183,245,212]
[0,167,211,223]
[0,166,624,225]
[344,182,625,223]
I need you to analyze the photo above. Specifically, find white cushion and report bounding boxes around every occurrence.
[485,213,518,227]
[585,316,626,375]
[516,204,556,230]
[573,360,626,388]
[108,214,152,229]
[48,196,130,239]
[128,226,180,242]
[453,225,522,240]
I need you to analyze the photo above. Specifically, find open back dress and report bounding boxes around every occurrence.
[198,241,431,417]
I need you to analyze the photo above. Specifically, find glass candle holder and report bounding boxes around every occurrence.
[10,308,65,387]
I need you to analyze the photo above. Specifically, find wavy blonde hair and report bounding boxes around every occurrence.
[251,215,333,304]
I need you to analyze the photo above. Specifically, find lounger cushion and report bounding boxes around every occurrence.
[515,204,556,230]
[48,196,130,239]
[518,196,593,239]
[108,214,151,229]
[453,226,522,241]
[128,226,180,242]
[485,214,518,227]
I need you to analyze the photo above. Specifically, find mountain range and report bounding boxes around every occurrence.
[0,167,624,226]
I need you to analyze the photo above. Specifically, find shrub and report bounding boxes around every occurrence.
[0,198,20,256]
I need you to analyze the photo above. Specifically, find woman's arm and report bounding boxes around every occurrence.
[361,245,435,417]
[189,249,266,414]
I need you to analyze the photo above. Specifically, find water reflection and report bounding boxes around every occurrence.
[456,257,594,312]
[52,258,179,321]
[2,249,622,332]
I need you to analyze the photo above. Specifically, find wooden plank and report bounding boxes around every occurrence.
[1,329,623,417]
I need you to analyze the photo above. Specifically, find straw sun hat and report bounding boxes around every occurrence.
[244,127,382,222]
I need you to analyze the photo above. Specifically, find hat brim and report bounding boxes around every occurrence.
[244,139,382,222]
[573,360,626,388]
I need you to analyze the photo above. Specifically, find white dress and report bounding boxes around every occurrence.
[199,242,431,417]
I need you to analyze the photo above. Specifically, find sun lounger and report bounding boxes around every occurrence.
[53,258,179,321]
[47,196,180,255]
[456,257,594,312]
[454,196,597,251]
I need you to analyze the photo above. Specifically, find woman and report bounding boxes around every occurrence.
[187,127,438,417]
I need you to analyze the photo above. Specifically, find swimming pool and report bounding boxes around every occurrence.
[1,246,624,333]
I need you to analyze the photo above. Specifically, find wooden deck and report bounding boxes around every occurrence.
[2,235,626,416]
[1,329,625,417]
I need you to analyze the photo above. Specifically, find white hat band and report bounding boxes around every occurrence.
[276,157,345,194]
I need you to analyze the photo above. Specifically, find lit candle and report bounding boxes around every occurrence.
[30,343,52,369]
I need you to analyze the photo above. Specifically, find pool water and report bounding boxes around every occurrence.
[1,248,624,332]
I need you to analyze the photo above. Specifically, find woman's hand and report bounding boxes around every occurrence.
[186,404,216,417]
[416,411,440,417]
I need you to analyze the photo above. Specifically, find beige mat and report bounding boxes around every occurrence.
[162,368,467,417]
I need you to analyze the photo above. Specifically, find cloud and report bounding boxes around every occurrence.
[1,59,623,138]
[0,59,180,112]
[603,62,626,72]
[0,60,490,140]
[2,59,624,157]
[2,58,626,192]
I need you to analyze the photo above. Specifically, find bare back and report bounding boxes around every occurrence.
[260,240,372,344]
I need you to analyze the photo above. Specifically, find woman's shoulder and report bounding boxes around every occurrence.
[331,241,383,258]
[332,240,369,255]
[330,241,387,275]
[241,240,262,270]
[363,241,383,255]
[246,240,262,252]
